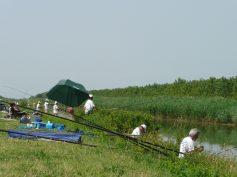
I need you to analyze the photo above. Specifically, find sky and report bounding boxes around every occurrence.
[0,0,237,98]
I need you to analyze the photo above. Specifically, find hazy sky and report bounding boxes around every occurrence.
[0,0,237,98]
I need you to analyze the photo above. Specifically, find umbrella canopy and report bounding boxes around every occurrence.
[47,79,89,107]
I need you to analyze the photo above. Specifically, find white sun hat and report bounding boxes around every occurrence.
[141,124,147,131]
[89,94,93,98]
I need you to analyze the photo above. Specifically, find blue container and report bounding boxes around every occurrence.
[35,122,46,129]
[54,124,65,131]
[46,122,54,129]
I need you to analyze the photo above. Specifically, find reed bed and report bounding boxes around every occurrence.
[95,96,237,124]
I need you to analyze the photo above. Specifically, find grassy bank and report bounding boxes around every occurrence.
[94,96,237,124]
[0,110,237,177]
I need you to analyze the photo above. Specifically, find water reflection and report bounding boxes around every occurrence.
[157,119,237,159]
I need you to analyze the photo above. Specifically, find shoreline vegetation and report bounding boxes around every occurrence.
[94,96,237,125]
[90,76,237,125]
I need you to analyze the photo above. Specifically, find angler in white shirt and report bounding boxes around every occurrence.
[179,128,204,158]
[44,99,49,113]
[131,124,147,138]
[53,101,59,116]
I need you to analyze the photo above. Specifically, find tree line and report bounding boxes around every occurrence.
[92,76,237,99]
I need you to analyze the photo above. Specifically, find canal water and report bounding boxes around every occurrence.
[156,119,237,159]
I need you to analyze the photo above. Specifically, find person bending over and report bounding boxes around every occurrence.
[179,128,204,158]
[131,124,147,138]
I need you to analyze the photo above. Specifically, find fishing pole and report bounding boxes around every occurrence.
[96,97,160,110]
[77,118,170,156]
[0,86,178,154]
[1,85,32,98]
[1,99,181,156]
[212,146,237,155]
[74,114,181,154]
[1,100,170,156]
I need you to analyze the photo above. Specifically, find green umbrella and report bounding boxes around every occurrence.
[47,79,89,107]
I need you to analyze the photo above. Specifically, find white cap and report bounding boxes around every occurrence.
[55,101,58,104]
[189,128,199,137]
[89,94,93,98]
[141,124,147,131]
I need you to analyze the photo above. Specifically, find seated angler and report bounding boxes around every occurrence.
[9,102,25,118]
[20,113,31,124]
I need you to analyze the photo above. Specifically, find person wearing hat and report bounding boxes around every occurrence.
[131,124,147,138]
[53,101,59,116]
[84,94,95,115]
[179,128,204,158]
[44,99,49,113]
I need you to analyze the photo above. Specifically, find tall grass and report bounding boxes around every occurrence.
[95,96,237,124]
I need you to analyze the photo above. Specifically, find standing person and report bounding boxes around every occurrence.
[44,99,49,113]
[179,128,204,158]
[84,94,95,115]
[131,124,147,138]
[53,101,59,116]
[36,101,41,111]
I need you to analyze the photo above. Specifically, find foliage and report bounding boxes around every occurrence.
[91,76,237,99]
[94,96,237,124]
[74,109,153,133]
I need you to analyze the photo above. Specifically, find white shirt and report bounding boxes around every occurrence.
[84,99,95,114]
[44,102,49,110]
[179,136,195,158]
[53,104,59,114]
[131,127,142,138]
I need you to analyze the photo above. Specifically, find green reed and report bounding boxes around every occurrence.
[95,96,237,124]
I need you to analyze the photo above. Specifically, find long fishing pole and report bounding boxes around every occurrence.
[74,114,181,154]
[212,146,237,155]
[1,85,32,98]
[0,86,178,154]
[1,99,181,156]
[96,97,160,110]
[75,115,170,156]
[1,100,169,156]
